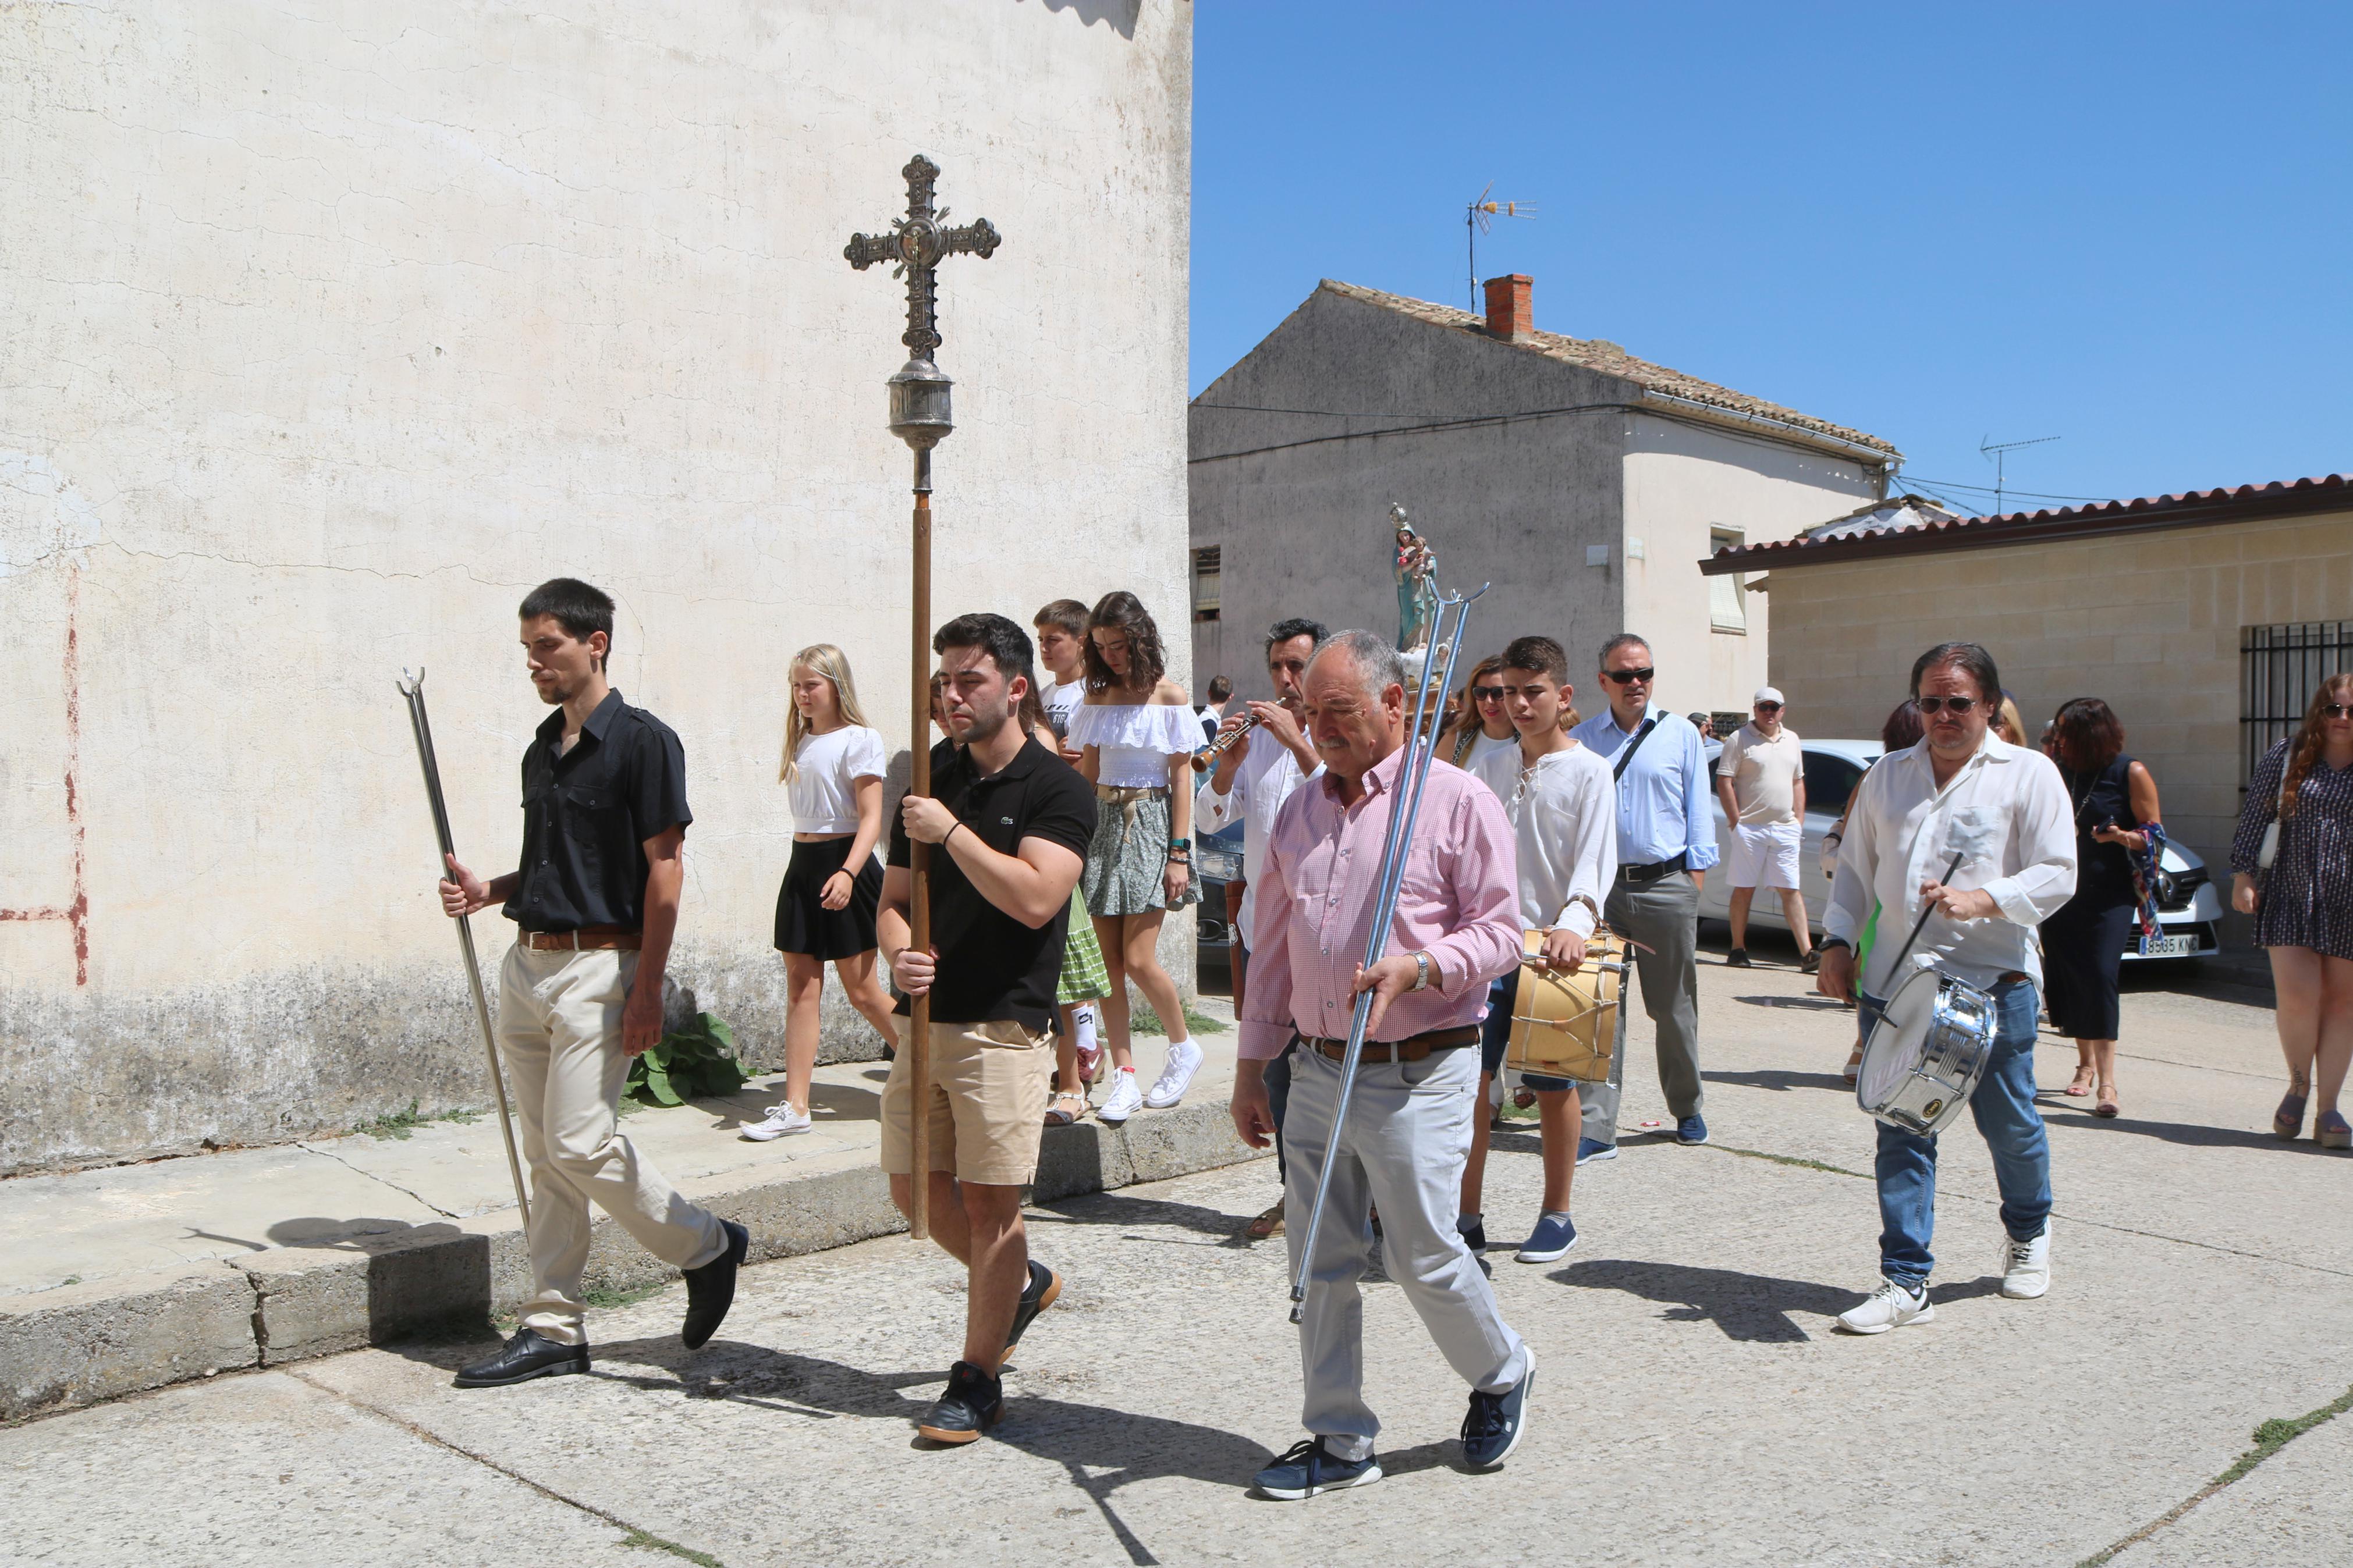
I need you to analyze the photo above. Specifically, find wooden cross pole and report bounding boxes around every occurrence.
[845,154,999,1241]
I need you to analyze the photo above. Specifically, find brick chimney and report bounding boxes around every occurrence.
[1484,273,1533,341]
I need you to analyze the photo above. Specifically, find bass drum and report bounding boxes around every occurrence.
[1503,928,1626,1084]
[1855,965,1997,1137]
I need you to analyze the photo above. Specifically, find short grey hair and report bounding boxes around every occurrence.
[1311,629,1407,703]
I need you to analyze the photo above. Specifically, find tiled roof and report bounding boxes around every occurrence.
[1700,474,2352,574]
[1320,279,1899,458]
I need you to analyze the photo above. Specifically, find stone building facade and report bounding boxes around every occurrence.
[0,1,1192,1172]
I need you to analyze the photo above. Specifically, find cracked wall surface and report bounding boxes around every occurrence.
[0,1,1194,1172]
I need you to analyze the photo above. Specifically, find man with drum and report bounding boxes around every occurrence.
[1462,635,1616,1266]
[1817,641,2075,1333]
[1229,630,1533,1498]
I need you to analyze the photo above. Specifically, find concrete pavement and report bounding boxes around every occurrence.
[5,954,2349,1566]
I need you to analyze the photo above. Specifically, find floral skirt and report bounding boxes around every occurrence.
[1080,788,1201,919]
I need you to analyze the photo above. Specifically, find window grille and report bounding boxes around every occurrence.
[2241,621,2353,784]
[1193,545,1221,623]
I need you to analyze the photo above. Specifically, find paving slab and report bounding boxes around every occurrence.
[2112,1395,2353,1567]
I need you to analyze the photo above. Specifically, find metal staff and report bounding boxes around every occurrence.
[846,154,1000,1241]
[1289,582,1489,1323]
[396,670,532,1231]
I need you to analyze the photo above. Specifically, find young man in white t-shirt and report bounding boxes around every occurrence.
[1716,687,1814,972]
[1465,635,1617,1266]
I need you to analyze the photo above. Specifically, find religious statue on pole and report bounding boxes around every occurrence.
[1390,503,1438,655]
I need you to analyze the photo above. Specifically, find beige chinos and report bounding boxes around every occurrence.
[497,943,727,1345]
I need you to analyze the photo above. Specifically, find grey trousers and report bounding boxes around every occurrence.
[1583,870,1705,1146]
[1283,1043,1529,1461]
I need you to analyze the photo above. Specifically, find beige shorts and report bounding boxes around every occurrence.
[880,1017,1056,1187]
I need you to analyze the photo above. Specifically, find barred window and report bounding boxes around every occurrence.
[2242,621,2353,784]
[1193,545,1221,623]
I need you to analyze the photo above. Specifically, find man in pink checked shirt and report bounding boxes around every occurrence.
[1229,630,1538,1501]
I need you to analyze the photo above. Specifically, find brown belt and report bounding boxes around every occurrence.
[1301,1025,1480,1064]
[521,926,642,951]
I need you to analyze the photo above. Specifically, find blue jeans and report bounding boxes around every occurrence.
[1265,1035,1294,1185]
[1865,977,2052,1290]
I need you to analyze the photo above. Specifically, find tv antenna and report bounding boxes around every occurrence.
[1979,433,2061,514]
[1465,183,1536,310]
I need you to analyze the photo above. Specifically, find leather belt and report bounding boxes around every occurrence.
[1095,784,1170,801]
[521,926,642,951]
[1619,852,1688,886]
[1301,1025,1480,1064]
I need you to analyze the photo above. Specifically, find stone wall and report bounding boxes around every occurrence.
[0,0,1192,1172]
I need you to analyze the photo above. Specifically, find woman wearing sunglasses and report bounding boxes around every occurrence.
[2230,673,2353,1150]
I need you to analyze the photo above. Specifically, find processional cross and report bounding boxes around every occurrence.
[845,154,1000,1240]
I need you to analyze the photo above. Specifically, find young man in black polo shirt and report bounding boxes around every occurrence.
[438,578,748,1388]
[881,612,1097,1445]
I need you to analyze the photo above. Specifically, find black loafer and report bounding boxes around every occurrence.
[453,1327,589,1388]
[917,1360,1003,1445]
[1003,1260,1062,1354]
[682,1219,749,1350]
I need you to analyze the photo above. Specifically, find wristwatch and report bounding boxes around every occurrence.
[1409,951,1432,992]
[1819,936,1854,954]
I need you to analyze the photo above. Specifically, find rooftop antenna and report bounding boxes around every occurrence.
[1979,433,2061,515]
[1466,183,1536,310]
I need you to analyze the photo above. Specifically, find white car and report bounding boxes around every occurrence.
[1695,739,2224,961]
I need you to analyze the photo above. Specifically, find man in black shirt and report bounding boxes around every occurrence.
[882,612,1097,1445]
[438,578,748,1388]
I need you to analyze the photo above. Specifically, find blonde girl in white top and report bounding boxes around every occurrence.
[745,645,902,1140]
[1067,591,1204,1125]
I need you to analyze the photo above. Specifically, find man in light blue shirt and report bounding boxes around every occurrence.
[1568,634,1720,1155]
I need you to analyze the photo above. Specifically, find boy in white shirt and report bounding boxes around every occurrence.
[1465,636,1618,1265]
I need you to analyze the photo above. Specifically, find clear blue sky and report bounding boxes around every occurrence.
[1190,3,2352,514]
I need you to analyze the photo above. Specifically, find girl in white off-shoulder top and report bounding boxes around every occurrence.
[1070,591,1205,1125]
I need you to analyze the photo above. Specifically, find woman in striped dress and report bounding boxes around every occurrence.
[2231,673,2353,1150]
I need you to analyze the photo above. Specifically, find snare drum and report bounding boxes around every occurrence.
[1854,965,1997,1137]
[1502,929,1626,1084]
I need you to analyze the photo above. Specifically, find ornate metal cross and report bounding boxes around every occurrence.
[846,153,1001,365]
[841,153,1000,1244]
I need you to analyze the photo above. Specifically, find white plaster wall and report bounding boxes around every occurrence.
[1619,414,1879,716]
[0,0,1191,1171]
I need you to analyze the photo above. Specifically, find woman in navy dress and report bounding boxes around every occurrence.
[2232,673,2353,1150]
[2043,699,2162,1119]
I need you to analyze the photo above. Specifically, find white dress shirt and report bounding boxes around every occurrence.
[1470,741,1618,936]
[1826,733,2078,997]
[1194,734,1317,943]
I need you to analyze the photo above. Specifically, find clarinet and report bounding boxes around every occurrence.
[1191,710,1266,773]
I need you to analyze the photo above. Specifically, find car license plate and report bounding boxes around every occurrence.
[2138,933,2196,958]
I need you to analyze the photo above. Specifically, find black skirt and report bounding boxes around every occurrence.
[774,837,882,959]
[2042,894,2132,1040]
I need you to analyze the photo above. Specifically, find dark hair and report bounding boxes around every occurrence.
[1446,653,1507,763]
[2050,698,2125,773]
[2283,673,2353,819]
[1265,616,1330,657]
[1882,699,1925,752]
[1598,632,1650,668]
[1206,675,1233,703]
[1910,641,2001,704]
[1500,635,1568,684]
[519,578,615,667]
[1081,590,1168,694]
[934,612,1036,694]
[1032,598,1089,638]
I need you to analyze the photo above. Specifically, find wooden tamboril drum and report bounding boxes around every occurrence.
[1503,928,1626,1083]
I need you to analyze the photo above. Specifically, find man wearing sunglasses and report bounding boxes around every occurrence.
[1569,634,1719,1157]
[1817,641,2075,1334]
[1717,687,1815,973]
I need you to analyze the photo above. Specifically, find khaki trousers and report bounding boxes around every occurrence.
[496,944,726,1345]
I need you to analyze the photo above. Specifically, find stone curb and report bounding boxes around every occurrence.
[1,1100,1264,1422]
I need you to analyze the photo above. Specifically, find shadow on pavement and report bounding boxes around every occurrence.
[1703,1068,1851,1093]
[1730,993,1849,1011]
[1552,1257,2002,1343]
[1026,1187,1252,1245]
[2039,1107,2339,1154]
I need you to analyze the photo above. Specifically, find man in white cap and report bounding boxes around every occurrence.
[1716,686,1815,972]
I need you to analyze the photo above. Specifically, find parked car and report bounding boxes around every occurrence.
[1194,819,1244,993]
[1694,739,2223,961]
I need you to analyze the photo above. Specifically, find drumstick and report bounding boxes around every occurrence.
[1861,851,1968,1034]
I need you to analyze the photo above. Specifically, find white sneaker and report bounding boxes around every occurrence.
[1142,1039,1204,1109]
[2000,1226,2051,1299]
[1098,1068,1144,1124]
[1835,1278,1934,1335]
[741,1102,811,1142]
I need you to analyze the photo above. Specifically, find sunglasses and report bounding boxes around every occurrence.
[1755,702,1783,713]
[1915,695,1981,715]
[1471,685,1506,702]
[1601,667,1656,684]
[2324,702,2353,719]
